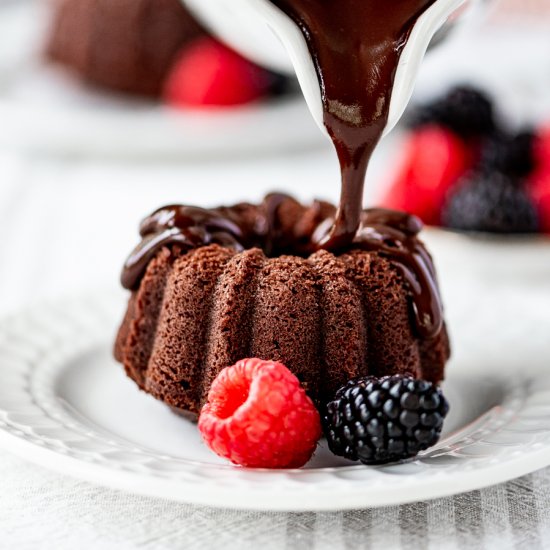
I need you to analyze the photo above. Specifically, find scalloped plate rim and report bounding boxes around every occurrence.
[1,293,550,510]
[3,427,550,511]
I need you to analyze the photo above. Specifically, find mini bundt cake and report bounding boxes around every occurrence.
[46,0,206,96]
[114,194,450,418]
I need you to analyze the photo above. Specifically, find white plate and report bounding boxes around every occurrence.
[1,273,550,511]
[0,0,323,158]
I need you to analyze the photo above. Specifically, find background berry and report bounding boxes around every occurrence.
[527,169,550,233]
[164,38,279,107]
[408,86,496,138]
[379,126,472,225]
[479,130,536,178]
[443,172,539,233]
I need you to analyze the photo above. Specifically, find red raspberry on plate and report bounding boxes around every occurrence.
[379,126,472,225]
[198,358,321,468]
[163,38,275,107]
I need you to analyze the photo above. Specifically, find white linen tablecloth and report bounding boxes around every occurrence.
[2,149,550,549]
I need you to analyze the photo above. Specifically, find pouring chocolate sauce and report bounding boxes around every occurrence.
[269,0,437,249]
[121,1,445,339]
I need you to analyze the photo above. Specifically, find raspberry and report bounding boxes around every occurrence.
[527,169,550,233]
[198,358,321,468]
[526,128,550,232]
[443,172,539,233]
[380,126,472,225]
[322,375,449,465]
[163,38,277,107]
[533,126,550,171]
[408,86,496,138]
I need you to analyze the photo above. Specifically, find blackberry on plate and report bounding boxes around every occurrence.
[322,375,449,465]
[479,130,536,178]
[442,172,539,233]
[408,85,496,138]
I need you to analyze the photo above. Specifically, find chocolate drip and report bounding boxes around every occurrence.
[269,0,437,248]
[355,209,442,339]
[121,206,245,291]
[121,195,443,339]
[122,195,288,290]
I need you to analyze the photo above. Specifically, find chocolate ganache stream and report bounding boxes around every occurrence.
[269,0,437,248]
[121,1,445,339]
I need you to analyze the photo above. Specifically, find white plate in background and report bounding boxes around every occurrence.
[0,0,324,158]
[3,2,550,159]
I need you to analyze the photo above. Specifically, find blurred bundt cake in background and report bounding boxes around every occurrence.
[46,0,206,97]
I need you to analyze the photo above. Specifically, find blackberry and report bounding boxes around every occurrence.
[322,375,449,465]
[478,130,536,178]
[408,86,496,138]
[443,172,539,233]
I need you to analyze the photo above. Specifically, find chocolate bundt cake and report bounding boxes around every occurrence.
[46,0,205,96]
[114,194,450,418]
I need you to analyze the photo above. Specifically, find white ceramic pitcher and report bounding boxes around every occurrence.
[183,0,482,136]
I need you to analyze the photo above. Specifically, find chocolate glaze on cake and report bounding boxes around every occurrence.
[122,194,442,339]
[115,195,450,417]
[46,0,205,96]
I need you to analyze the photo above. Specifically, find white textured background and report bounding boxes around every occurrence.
[2,0,550,547]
